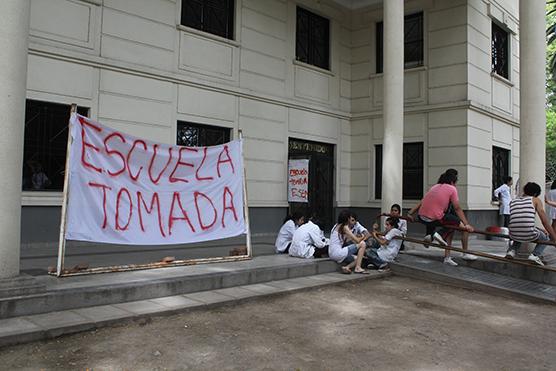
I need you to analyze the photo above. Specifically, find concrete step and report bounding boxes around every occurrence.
[0,271,389,348]
[390,254,556,304]
[403,250,556,285]
[0,255,338,320]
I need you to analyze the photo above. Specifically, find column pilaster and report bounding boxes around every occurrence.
[381,0,404,213]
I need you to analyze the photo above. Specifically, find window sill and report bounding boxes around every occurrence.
[22,191,63,206]
[292,59,334,77]
[491,72,513,87]
[176,25,240,48]
[80,0,102,5]
[370,65,427,78]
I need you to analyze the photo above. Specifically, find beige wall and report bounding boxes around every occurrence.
[24,0,520,211]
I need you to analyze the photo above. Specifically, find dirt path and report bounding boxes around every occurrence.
[0,276,554,370]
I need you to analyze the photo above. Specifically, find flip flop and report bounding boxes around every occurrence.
[354,269,370,274]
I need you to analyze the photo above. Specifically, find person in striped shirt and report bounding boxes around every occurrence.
[507,182,556,266]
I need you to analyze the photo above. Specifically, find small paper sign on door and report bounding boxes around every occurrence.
[288,159,309,203]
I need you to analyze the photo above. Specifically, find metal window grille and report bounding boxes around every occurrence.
[376,12,424,73]
[402,142,424,199]
[375,142,424,200]
[375,144,383,199]
[181,0,234,40]
[176,121,230,147]
[492,146,510,200]
[491,22,509,79]
[296,7,330,70]
[23,100,88,191]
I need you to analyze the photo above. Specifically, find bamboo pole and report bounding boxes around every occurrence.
[56,104,77,277]
[49,255,251,277]
[238,129,252,257]
[377,213,556,246]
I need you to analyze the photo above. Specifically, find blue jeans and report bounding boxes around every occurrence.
[366,241,387,268]
[508,229,549,256]
[342,244,359,264]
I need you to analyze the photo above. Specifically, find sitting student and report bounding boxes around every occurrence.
[506,182,556,266]
[275,212,305,254]
[331,211,371,246]
[374,204,408,236]
[349,211,371,242]
[407,168,475,266]
[288,218,329,259]
[366,217,404,269]
[328,210,368,274]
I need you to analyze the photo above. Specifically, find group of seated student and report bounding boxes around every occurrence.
[275,204,406,273]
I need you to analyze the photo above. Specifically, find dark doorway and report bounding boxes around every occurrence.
[288,138,335,230]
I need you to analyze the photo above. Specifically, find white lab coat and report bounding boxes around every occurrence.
[493,183,511,215]
[289,221,328,259]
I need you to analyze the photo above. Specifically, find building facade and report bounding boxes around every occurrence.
[2,0,542,251]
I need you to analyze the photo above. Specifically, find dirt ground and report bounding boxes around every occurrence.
[0,276,554,370]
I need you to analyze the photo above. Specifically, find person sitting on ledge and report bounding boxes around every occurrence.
[275,212,305,254]
[328,210,368,274]
[506,182,556,266]
[365,217,403,270]
[288,217,328,259]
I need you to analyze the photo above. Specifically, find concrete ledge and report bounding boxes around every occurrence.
[390,255,556,304]
[0,256,338,319]
[0,271,390,348]
[403,250,556,285]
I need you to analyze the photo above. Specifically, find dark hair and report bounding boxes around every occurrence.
[386,217,399,229]
[337,209,350,224]
[336,209,351,236]
[552,180,556,190]
[390,204,401,213]
[523,182,542,197]
[311,218,324,231]
[348,211,358,220]
[438,168,458,185]
[283,211,304,224]
[504,176,513,184]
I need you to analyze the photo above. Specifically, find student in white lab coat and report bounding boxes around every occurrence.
[275,212,305,254]
[288,218,329,259]
[366,217,404,269]
[493,176,513,227]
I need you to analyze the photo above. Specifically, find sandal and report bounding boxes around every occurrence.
[354,269,370,274]
[341,266,352,274]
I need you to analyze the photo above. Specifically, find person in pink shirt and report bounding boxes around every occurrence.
[407,169,475,266]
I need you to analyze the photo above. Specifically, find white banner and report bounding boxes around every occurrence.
[65,114,246,245]
[287,159,309,203]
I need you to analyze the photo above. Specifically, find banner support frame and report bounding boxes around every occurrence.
[238,129,252,258]
[56,104,77,277]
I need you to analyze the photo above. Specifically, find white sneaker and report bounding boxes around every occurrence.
[462,253,477,261]
[505,249,515,259]
[433,232,448,246]
[528,254,544,266]
[444,257,458,266]
[422,235,432,248]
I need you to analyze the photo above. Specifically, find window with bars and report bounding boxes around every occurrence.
[491,21,509,79]
[181,0,235,40]
[296,7,330,70]
[376,12,424,74]
[492,146,510,200]
[23,100,89,191]
[177,121,231,147]
[375,142,424,200]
